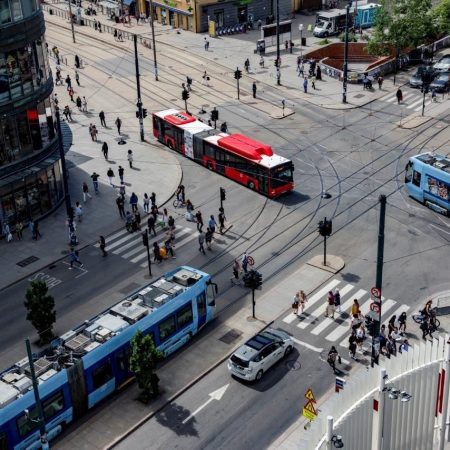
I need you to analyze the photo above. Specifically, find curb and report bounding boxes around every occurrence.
[106,319,275,449]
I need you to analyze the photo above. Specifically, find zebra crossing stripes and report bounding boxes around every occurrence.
[379,89,430,112]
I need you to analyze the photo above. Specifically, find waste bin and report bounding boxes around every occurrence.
[256,39,266,55]
[301,37,306,46]
[49,8,53,14]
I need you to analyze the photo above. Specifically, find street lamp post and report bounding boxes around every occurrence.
[148,0,158,81]
[342,1,351,103]
[276,0,280,85]
[133,34,145,141]
[299,23,304,59]
[67,0,76,44]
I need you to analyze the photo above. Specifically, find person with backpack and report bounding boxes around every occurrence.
[99,235,107,257]
[327,346,341,374]
[334,288,341,313]
[208,215,217,234]
[292,292,300,315]
[69,247,83,269]
[325,290,335,319]
[205,227,213,250]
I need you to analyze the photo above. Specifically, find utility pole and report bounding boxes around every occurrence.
[55,107,72,217]
[243,270,262,319]
[276,0,280,84]
[342,1,351,103]
[133,34,145,141]
[375,194,386,328]
[149,0,158,81]
[26,339,48,447]
[67,0,76,44]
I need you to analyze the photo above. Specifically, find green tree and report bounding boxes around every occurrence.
[24,280,56,345]
[129,331,163,403]
[432,0,450,35]
[366,0,435,56]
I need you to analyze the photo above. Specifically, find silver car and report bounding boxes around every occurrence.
[433,55,450,72]
[227,329,294,381]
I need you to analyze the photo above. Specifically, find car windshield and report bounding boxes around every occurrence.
[230,354,249,368]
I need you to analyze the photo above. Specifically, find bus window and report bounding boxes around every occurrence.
[92,361,113,390]
[405,162,413,183]
[412,170,421,187]
[159,315,176,341]
[177,304,193,329]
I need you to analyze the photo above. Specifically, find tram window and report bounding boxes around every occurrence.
[412,170,421,187]
[405,162,413,182]
[177,304,193,329]
[17,408,39,437]
[0,432,7,450]
[92,361,113,390]
[116,347,130,372]
[43,390,64,419]
[197,292,207,316]
[159,315,176,341]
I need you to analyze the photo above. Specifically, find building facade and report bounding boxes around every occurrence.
[0,0,63,235]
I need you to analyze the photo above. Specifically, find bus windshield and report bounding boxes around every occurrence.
[271,162,294,188]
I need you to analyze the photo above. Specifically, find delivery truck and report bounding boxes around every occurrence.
[313,9,353,37]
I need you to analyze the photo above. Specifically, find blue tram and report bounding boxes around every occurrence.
[405,152,450,216]
[0,267,217,449]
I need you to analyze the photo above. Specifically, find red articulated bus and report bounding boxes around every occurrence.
[152,109,294,198]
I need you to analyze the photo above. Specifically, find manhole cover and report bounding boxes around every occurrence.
[218,328,242,344]
[119,282,141,294]
[286,360,301,370]
[17,256,39,267]
[354,93,365,99]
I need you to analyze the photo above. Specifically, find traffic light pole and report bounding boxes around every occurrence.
[375,195,386,329]
[149,0,158,81]
[323,235,327,267]
[235,67,241,100]
[143,228,152,276]
[252,288,256,319]
[133,34,145,142]
[342,2,350,104]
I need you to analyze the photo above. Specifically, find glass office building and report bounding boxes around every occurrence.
[0,0,63,234]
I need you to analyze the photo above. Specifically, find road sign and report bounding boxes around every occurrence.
[335,377,345,393]
[247,255,255,266]
[371,287,381,298]
[305,388,316,403]
[302,400,317,420]
[370,302,381,313]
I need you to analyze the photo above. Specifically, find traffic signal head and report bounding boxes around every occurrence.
[142,108,148,118]
[220,187,226,201]
[253,270,263,288]
[234,69,242,80]
[243,272,252,288]
[274,59,278,67]
[318,217,332,237]
[142,231,149,247]
[182,90,189,101]
[136,111,140,118]
[211,108,219,122]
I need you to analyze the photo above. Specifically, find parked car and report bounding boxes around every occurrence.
[429,71,450,93]
[433,54,450,72]
[227,328,294,381]
[409,66,436,88]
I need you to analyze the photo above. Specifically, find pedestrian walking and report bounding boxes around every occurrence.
[82,182,92,202]
[65,75,72,90]
[143,193,150,213]
[168,215,175,231]
[396,88,403,104]
[153,242,162,263]
[75,54,80,69]
[208,215,217,235]
[299,290,307,314]
[316,65,322,80]
[327,346,340,374]
[398,311,407,334]
[91,172,99,194]
[325,290,335,318]
[147,214,157,236]
[202,70,210,86]
[377,75,383,90]
[241,252,249,273]
[334,288,341,313]
[75,201,83,222]
[116,195,125,218]
[420,317,433,340]
[90,124,98,141]
[107,167,115,184]
[115,117,122,134]
[99,235,107,256]
[82,96,88,112]
[218,208,226,233]
[127,149,133,168]
[68,87,74,102]
[198,230,206,254]
[399,339,409,353]
[284,40,289,52]
[259,56,265,68]
[356,324,366,352]
[292,292,300,315]
[14,221,23,240]
[276,68,281,85]
[252,82,257,99]
[63,105,70,121]
[205,227,213,250]
[349,331,357,360]
[303,77,308,94]
[102,141,108,159]
[231,259,241,283]
[118,165,124,182]
[186,76,192,92]
[351,299,360,317]
[130,192,138,213]
[244,58,250,73]
[195,210,203,232]
[118,182,126,199]
[164,236,176,259]
[99,110,106,127]
[69,247,83,269]
[311,75,316,90]
[289,40,294,54]
[75,70,80,86]
[150,192,156,207]
[113,29,118,40]
[76,96,82,111]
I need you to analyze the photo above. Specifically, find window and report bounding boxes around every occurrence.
[0,0,11,24]
[116,347,130,372]
[0,432,8,450]
[405,162,413,183]
[43,390,64,419]
[204,142,216,159]
[412,170,421,187]
[158,315,176,341]
[197,292,206,317]
[92,361,113,390]
[17,407,39,437]
[177,304,193,329]
[9,0,22,20]
[427,176,449,201]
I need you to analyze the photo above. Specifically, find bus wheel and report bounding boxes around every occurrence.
[207,161,214,171]
[248,181,256,190]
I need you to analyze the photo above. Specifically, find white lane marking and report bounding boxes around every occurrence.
[291,337,323,353]
[94,227,129,247]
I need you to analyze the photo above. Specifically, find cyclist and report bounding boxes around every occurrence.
[422,300,433,318]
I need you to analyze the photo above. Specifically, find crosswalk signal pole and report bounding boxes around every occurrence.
[142,228,152,276]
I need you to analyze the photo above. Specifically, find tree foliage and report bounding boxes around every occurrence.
[432,0,450,35]
[24,280,56,345]
[129,331,163,402]
[366,0,435,56]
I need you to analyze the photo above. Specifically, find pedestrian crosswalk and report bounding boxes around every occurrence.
[281,278,411,350]
[378,89,432,112]
[95,226,197,267]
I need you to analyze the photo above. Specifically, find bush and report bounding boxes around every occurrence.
[318,38,330,45]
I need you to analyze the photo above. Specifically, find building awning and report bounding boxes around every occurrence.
[151,1,193,16]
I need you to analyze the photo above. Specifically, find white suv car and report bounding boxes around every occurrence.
[227,329,294,381]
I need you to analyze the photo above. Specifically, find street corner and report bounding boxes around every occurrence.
[306,255,345,274]
[269,109,295,119]
[396,114,433,129]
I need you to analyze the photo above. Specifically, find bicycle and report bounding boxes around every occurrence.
[412,308,440,329]
[173,198,186,208]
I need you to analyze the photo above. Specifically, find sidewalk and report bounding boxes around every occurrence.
[0,40,181,290]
